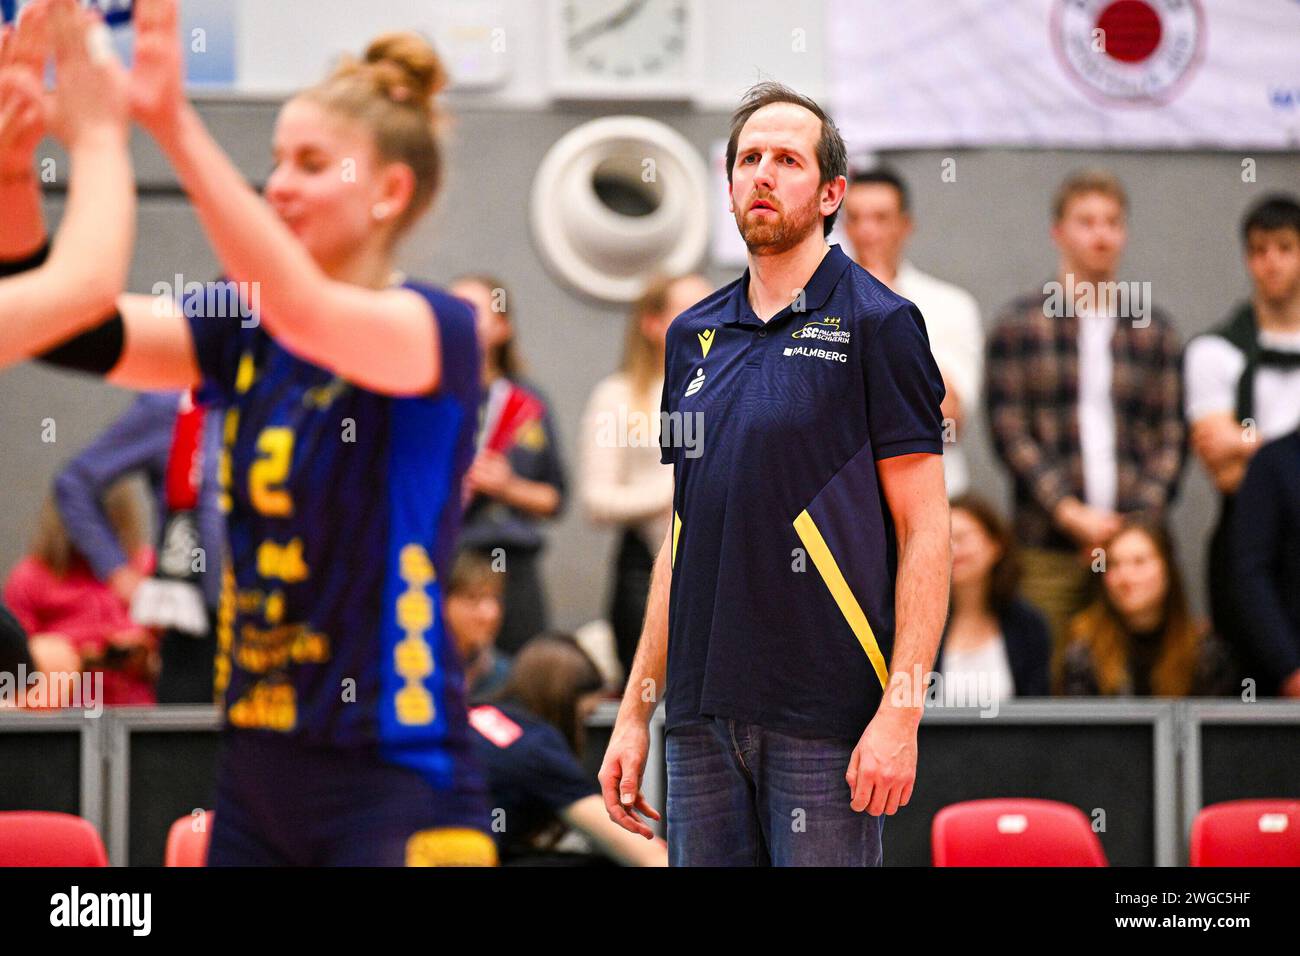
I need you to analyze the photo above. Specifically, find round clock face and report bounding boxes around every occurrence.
[561,0,691,85]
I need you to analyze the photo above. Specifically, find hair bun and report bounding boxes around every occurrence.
[362,32,448,114]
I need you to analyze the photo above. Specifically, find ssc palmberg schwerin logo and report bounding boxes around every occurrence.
[1052,0,1204,107]
[791,316,850,344]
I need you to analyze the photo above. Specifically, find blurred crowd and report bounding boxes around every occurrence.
[2,167,1299,863]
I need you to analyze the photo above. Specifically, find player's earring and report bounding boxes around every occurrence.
[372,202,392,222]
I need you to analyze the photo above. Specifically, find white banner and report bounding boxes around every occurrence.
[828,0,1300,150]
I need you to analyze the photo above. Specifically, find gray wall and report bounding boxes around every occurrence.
[2,100,1298,627]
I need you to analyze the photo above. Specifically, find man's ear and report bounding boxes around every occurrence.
[822,174,847,219]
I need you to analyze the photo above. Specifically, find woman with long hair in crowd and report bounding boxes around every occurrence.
[451,274,567,655]
[1058,520,1236,697]
[579,273,711,685]
[934,495,1051,705]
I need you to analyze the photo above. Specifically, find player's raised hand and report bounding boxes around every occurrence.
[0,51,47,164]
[129,0,184,140]
[0,0,52,167]
[46,0,129,148]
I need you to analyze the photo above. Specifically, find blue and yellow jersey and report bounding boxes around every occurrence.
[186,280,481,791]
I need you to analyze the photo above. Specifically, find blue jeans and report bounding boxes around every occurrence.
[665,718,884,866]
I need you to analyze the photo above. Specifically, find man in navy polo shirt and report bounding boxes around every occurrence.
[598,82,951,866]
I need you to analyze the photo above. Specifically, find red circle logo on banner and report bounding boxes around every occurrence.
[1052,0,1205,106]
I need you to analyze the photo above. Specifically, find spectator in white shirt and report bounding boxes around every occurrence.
[578,273,712,686]
[842,167,984,497]
[1184,194,1300,693]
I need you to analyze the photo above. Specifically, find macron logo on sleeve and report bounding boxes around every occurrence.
[697,329,715,358]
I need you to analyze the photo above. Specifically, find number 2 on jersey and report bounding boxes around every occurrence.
[249,427,295,516]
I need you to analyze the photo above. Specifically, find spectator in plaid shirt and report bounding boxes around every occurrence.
[986,170,1186,650]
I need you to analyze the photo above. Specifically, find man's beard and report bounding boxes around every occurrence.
[735,191,822,255]
[1259,279,1300,308]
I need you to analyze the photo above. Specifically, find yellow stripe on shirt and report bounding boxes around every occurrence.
[671,511,682,569]
[793,509,889,690]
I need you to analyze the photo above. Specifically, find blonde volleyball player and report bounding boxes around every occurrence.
[0,0,495,865]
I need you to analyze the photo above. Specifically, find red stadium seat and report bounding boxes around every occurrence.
[932,798,1108,866]
[1190,800,1300,867]
[0,811,108,867]
[164,812,214,867]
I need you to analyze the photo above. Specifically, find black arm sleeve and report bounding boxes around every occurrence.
[35,312,126,376]
[2,242,126,374]
[0,242,50,278]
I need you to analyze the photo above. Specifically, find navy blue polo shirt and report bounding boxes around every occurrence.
[658,244,945,740]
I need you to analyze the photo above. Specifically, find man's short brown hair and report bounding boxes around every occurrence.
[726,81,848,236]
[1053,168,1129,222]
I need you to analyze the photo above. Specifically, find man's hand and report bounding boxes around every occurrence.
[597,717,661,839]
[1190,415,1254,494]
[847,705,919,816]
[1190,415,1251,468]
[1053,496,1121,551]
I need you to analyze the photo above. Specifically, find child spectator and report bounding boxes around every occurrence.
[445,550,511,701]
